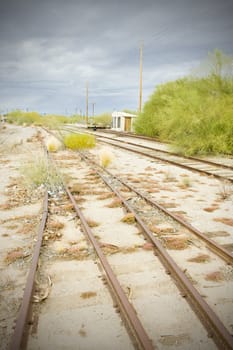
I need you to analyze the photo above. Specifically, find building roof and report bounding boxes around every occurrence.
[112,111,136,118]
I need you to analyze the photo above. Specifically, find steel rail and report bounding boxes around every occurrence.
[9,191,49,350]
[95,137,233,183]
[96,171,233,350]
[95,133,233,171]
[65,186,154,350]
[81,152,233,265]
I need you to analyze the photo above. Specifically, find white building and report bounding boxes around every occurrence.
[112,111,136,132]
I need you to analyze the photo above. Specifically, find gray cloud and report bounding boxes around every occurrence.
[0,0,232,114]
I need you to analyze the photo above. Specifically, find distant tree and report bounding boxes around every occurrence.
[93,112,112,127]
[133,50,233,155]
[123,109,137,115]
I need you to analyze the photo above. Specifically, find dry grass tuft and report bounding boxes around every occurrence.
[203,205,219,212]
[4,247,28,264]
[48,220,65,230]
[205,271,224,282]
[71,183,83,194]
[163,236,189,250]
[106,198,122,208]
[97,192,115,200]
[86,219,100,227]
[0,202,12,210]
[213,217,233,226]
[188,254,210,263]
[121,213,136,224]
[58,245,90,260]
[178,176,192,189]
[80,291,97,299]
[99,149,115,168]
[46,136,62,152]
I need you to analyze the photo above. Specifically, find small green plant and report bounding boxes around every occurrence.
[63,133,95,150]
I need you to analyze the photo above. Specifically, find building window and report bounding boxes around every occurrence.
[117,117,121,128]
[112,117,116,128]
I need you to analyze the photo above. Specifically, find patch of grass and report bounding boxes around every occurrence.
[188,254,210,263]
[63,133,95,150]
[121,213,136,224]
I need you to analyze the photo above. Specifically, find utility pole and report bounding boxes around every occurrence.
[92,102,95,118]
[138,41,143,113]
[85,81,89,125]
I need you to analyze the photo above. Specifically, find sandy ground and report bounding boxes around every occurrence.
[0,124,232,350]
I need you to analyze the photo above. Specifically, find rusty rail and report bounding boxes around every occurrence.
[81,152,233,265]
[65,186,154,350]
[97,171,233,350]
[9,192,48,350]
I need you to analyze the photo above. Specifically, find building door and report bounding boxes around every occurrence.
[124,117,131,131]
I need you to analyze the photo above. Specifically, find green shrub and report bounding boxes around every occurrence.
[92,113,112,127]
[134,50,233,155]
[63,133,96,150]
[7,110,42,125]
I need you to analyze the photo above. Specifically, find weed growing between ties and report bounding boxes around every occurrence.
[63,133,95,150]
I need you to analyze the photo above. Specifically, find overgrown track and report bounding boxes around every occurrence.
[82,152,233,264]
[9,152,154,350]
[63,125,233,183]
[78,151,233,349]
[10,134,233,349]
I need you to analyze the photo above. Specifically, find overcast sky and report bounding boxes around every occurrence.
[0,0,232,115]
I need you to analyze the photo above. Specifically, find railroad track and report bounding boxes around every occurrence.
[62,125,233,183]
[10,145,233,350]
